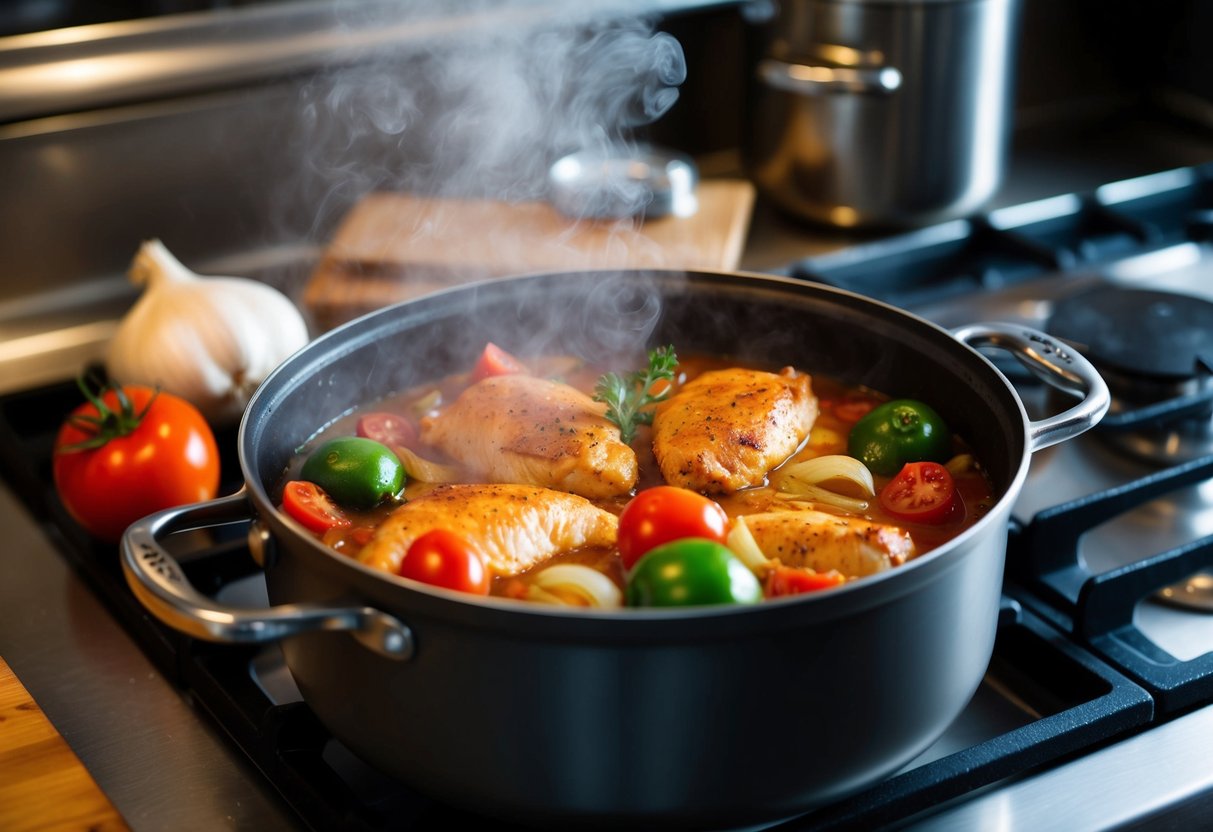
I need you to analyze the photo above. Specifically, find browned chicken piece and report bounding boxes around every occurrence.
[743,509,914,577]
[358,483,618,577]
[651,367,818,494]
[419,374,638,500]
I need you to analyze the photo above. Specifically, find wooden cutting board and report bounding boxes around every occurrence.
[303,179,755,331]
[0,658,128,832]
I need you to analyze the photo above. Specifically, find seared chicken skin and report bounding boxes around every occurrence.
[358,483,618,577]
[744,509,914,578]
[419,374,638,500]
[651,367,818,494]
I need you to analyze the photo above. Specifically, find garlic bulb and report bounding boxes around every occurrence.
[106,239,309,425]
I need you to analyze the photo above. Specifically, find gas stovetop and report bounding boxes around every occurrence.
[4,164,1213,830]
[789,162,1213,720]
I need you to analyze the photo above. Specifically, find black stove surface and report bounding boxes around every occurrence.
[785,163,1213,314]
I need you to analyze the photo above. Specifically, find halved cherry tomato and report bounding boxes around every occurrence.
[471,342,526,383]
[357,412,418,449]
[282,480,351,533]
[878,461,959,524]
[398,529,490,595]
[617,486,730,570]
[764,565,846,598]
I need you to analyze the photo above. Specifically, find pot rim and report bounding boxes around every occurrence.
[241,268,1032,629]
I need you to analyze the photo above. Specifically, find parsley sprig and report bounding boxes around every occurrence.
[593,345,678,444]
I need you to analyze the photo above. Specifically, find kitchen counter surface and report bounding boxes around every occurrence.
[0,481,302,831]
[0,654,128,831]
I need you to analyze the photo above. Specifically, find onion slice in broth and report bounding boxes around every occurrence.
[776,455,875,512]
[726,516,772,575]
[391,445,463,483]
[528,564,623,608]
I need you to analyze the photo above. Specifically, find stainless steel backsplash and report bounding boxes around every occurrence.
[0,0,1209,329]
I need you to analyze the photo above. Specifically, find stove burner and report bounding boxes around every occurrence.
[1048,288,1213,380]
[1048,288,1213,465]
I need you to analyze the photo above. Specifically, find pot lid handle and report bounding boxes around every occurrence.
[120,489,414,661]
[757,58,902,96]
[952,322,1111,453]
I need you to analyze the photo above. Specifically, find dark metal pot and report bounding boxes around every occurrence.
[122,270,1107,828]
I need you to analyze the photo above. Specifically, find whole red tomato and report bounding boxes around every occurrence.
[398,529,490,595]
[53,381,220,542]
[617,485,730,570]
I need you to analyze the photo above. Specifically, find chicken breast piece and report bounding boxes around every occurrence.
[744,509,914,578]
[419,374,637,500]
[652,367,818,494]
[358,483,618,577]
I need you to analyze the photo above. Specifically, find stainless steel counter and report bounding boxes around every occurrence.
[0,481,301,831]
[907,705,1213,830]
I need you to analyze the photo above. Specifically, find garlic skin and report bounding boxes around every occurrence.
[106,239,310,426]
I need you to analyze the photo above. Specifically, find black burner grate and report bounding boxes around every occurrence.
[788,162,1213,314]
[1008,454,1213,715]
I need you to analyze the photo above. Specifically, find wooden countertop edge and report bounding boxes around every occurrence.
[0,657,129,832]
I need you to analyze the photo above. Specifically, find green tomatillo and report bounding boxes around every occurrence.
[300,436,405,510]
[847,398,952,476]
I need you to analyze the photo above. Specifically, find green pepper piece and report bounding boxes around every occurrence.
[847,398,952,476]
[626,538,762,608]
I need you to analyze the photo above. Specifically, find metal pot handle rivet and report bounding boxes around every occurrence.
[120,489,415,661]
[952,322,1111,453]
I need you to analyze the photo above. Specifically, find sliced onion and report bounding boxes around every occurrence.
[529,564,623,608]
[726,516,771,575]
[945,453,976,476]
[781,485,870,513]
[781,455,876,496]
[391,445,463,483]
[409,388,443,419]
[525,585,572,606]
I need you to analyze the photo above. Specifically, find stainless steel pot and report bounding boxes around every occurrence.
[746,0,1022,228]
[122,270,1106,828]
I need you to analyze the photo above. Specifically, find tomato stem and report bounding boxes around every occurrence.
[58,374,160,453]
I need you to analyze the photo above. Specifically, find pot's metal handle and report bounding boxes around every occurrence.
[952,322,1111,453]
[120,489,414,661]
[757,57,902,96]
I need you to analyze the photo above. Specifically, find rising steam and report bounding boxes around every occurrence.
[291,1,687,232]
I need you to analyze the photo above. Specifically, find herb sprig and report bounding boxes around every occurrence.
[593,345,678,444]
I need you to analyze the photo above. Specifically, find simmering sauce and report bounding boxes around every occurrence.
[278,352,996,602]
